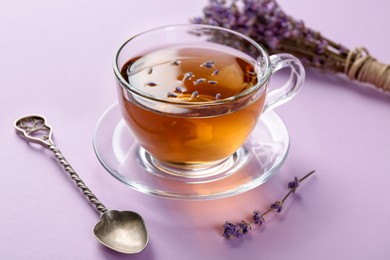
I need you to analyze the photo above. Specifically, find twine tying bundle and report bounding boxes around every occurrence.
[345,48,390,93]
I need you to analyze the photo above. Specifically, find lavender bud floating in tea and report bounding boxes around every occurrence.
[167,92,178,98]
[192,0,390,94]
[194,78,207,85]
[212,69,220,76]
[182,72,194,81]
[201,60,216,69]
[222,170,315,240]
[146,81,158,87]
[191,91,199,99]
[171,59,182,67]
[175,86,185,93]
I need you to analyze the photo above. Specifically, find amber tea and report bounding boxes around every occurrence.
[118,46,266,165]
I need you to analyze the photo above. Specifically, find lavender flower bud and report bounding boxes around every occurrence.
[223,221,239,239]
[288,176,300,191]
[237,221,251,238]
[253,210,265,225]
[270,201,283,213]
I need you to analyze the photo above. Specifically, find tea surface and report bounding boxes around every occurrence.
[123,46,258,101]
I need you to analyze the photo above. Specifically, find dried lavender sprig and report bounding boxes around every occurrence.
[192,0,390,93]
[222,170,315,239]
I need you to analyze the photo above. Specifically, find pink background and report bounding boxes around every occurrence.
[1,0,390,259]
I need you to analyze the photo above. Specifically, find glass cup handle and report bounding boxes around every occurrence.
[263,53,305,112]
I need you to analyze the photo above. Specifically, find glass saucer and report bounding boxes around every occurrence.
[93,103,290,200]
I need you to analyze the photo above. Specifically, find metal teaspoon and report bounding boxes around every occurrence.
[14,115,149,254]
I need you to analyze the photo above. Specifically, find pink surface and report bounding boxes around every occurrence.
[1,0,390,259]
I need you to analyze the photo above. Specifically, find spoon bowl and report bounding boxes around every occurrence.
[94,210,148,254]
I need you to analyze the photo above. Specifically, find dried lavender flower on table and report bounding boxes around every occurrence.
[222,170,315,240]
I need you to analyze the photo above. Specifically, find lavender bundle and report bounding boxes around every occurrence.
[192,0,390,93]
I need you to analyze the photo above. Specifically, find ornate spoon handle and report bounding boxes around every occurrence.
[14,115,108,214]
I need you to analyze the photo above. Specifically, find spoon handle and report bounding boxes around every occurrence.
[48,144,108,214]
[14,115,108,214]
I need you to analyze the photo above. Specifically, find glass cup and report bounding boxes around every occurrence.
[113,24,304,179]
